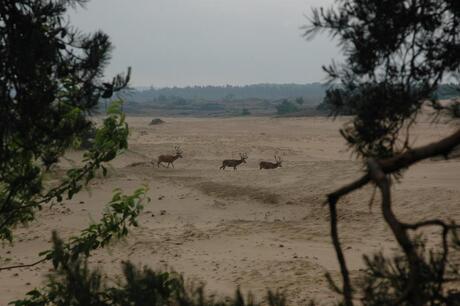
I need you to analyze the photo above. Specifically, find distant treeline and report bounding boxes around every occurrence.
[119,83,458,117]
[128,83,458,103]
[316,83,460,114]
[128,83,327,103]
[436,83,460,99]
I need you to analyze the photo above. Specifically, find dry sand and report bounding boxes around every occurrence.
[1,116,459,305]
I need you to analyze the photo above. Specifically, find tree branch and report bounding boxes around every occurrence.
[324,127,460,305]
[367,158,422,305]
[328,200,353,306]
[327,128,460,204]
[0,258,47,271]
[326,174,370,206]
[379,128,460,173]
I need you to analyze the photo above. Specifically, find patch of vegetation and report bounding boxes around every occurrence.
[149,118,165,125]
[276,100,300,115]
[241,108,251,116]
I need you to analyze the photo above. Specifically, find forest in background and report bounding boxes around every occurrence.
[119,83,325,117]
[119,83,459,117]
[129,83,326,102]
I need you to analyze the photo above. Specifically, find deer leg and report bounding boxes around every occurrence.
[171,162,174,168]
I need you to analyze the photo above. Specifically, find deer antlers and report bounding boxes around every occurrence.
[174,145,183,154]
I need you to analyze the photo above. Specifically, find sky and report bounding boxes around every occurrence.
[69,0,340,87]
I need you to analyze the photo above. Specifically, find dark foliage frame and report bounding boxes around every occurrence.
[306,1,460,305]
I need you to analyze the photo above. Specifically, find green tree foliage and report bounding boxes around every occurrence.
[307,1,460,305]
[0,0,131,242]
[0,2,286,306]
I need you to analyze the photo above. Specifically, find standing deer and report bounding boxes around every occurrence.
[220,153,248,170]
[157,146,183,168]
[259,155,282,169]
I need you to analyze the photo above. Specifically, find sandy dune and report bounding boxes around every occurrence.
[1,116,459,305]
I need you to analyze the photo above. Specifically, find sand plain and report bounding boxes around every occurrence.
[1,116,459,305]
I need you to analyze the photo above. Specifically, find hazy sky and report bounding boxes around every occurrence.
[69,0,339,87]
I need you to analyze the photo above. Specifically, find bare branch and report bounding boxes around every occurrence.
[326,174,370,206]
[379,128,460,173]
[0,258,46,271]
[328,200,354,306]
[367,159,422,305]
[327,128,460,205]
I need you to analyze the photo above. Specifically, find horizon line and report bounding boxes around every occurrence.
[131,82,328,90]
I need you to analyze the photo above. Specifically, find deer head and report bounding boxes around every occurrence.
[240,153,248,163]
[175,145,183,158]
[274,155,282,167]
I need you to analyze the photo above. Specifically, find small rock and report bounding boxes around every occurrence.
[160,210,167,215]
[279,244,284,248]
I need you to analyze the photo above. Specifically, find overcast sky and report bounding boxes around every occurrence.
[69,0,339,87]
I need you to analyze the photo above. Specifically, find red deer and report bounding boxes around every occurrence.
[259,155,282,169]
[220,153,248,170]
[157,146,183,168]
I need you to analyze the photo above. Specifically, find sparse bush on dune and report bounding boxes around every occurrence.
[150,118,166,125]
[241,108,251,116]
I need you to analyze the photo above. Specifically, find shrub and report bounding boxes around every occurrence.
[276,100,300,115]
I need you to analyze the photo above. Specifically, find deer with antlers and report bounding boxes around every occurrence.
[157,146,183,168]
[259,155,282,169]
[220,153,248,170]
